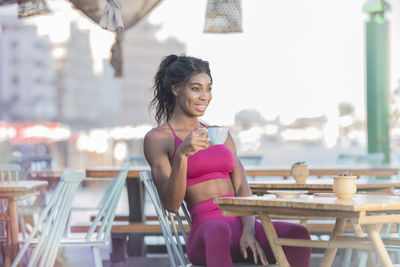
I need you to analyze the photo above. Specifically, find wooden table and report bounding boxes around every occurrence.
[215,194,400,267]
[249,177,400,195]
[85,165,399,180]
[83,165,399,258]
[0,180,48,267]
[28,170,63,180]
[245,165,399,178]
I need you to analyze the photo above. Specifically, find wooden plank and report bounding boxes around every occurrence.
[93,215,161,222]
[74,219,397,235]
[276,237,371,250]
[70,222,191,234]
[277,235,400,250]
[357,215,400,225]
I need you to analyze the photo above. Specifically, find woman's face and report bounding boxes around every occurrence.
[174,72,212,117]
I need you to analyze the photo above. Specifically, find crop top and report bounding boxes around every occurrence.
[168,122,235,187]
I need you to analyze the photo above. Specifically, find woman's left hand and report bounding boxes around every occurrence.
[240,231,268,266]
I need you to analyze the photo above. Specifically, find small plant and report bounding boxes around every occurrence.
[292,161,306,166]
[338,171,353,176]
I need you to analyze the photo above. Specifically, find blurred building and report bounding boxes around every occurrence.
[98,59,119,127]
[120,20,186,125]
[0,16,57,121]
[58,22,119,129]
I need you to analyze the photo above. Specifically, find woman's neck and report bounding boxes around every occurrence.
[169,114,200,130]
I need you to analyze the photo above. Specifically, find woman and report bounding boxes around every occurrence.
[144,54,311,267]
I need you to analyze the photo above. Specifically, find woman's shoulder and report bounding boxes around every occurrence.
[145,124,172,142]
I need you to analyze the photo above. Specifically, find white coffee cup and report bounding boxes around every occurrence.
[206,127,228,145]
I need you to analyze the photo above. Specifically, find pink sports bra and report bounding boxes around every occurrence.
[168,122,235,187]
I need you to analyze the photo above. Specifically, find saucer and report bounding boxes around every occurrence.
[267,190,309,199]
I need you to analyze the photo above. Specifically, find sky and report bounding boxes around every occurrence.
[1,0,399,127]
[149,0,400,126]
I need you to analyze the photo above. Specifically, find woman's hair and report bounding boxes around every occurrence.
[150,54,212,125]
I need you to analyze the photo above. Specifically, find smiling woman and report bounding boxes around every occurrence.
[143,54,312,267]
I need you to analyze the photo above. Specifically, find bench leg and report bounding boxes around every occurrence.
[128,233,146,256]
[126,179,146,257]
[110,234,126,263]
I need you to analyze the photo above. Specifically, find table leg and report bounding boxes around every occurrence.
[352,223,377,267]
[4,220,12,267]
[8,199,21,267]
[258,213,290,267]
[299,218,307,226]
[320,218,346,267]
[365,224,393,267]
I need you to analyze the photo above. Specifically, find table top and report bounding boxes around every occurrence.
[85,166,148,178]
[249,178,400,190]
[84,165,400,179]
[28,170,63,180]
[245,165,399,177]
[0,180,48,191]
[0,180,48,199]
[215,194,400,212]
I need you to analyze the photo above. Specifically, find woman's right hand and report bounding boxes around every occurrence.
[177,128,210,157]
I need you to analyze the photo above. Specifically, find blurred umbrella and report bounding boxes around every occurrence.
[99,0,123,31]
[17,0,50,18]
[69,0,161,76]
[0,0,160,76]
[204,0,242,33]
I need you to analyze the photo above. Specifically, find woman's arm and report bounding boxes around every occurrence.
[225,133,268,266]
[144,127,209,212]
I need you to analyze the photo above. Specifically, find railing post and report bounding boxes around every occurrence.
[364,0,391,163]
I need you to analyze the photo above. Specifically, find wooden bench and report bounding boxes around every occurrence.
[70,215,190,234]
[70,215,400,236]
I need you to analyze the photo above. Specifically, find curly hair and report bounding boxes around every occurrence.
[150,55,212,125]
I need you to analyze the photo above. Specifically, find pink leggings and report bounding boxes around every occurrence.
[186,195,311,267]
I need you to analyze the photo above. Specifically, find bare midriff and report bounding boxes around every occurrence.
[185,178,235,208]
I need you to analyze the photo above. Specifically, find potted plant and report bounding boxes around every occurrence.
[290,161,309,184]
[333,171,357,199]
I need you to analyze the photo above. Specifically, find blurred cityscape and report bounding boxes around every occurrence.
[1,1,400,171]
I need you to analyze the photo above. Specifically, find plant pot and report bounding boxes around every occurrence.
[290,164,309,184]
[333,176,357,199]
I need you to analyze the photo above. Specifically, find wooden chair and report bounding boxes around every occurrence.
[0,164,42,241]
[57,166,128,267]
[11,169,84,267]
[0,164,21,182]
[139,170,270,267]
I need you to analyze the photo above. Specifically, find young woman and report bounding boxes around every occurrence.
[144,54,311,267]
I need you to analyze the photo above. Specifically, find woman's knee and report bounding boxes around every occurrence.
[273,221,311,240]
[292,224,311,239]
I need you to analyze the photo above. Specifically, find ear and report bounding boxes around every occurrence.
[171,85,180,96]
